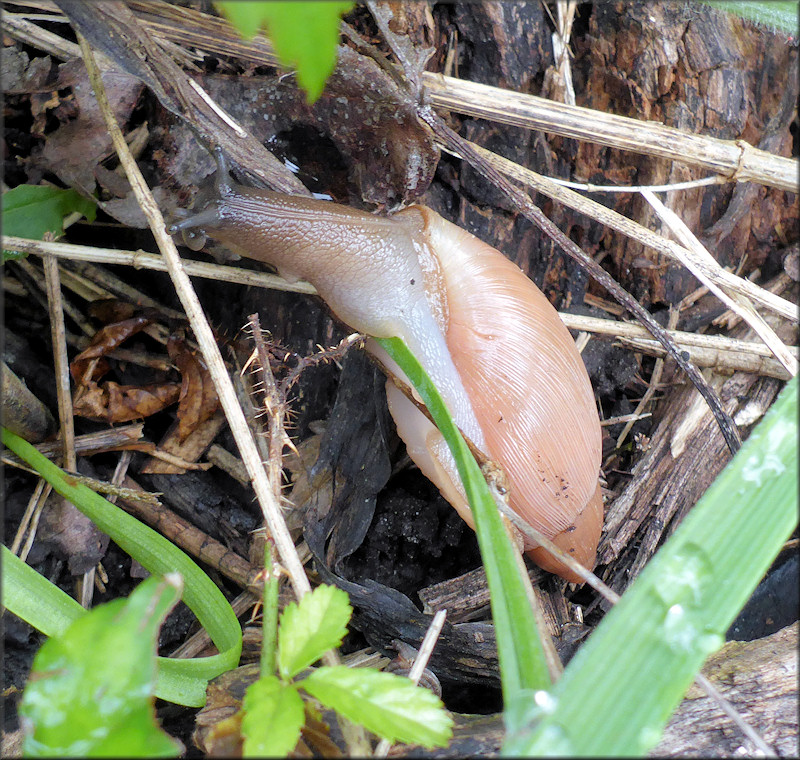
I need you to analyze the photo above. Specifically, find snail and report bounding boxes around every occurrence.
[169,151,603,582]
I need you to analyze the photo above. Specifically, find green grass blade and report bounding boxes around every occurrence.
[374,338,551,709]
[505,375,798,756]
[2,545,86,636]
[699,1,799,34]
[2,427,242,706]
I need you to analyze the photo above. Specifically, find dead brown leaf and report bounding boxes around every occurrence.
[73,380,181,424]
[168,335,221,442]
[32,60,143,194]
[70,315,154,385]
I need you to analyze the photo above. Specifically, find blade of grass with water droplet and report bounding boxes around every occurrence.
[698,1,799,35]
[505,375,798,756]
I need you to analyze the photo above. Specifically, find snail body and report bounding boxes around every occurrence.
[171,162,603,582]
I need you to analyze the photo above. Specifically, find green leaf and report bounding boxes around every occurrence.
[278,584,351,680]
[2,546,86,638]
[505,375,798,756]
[241,676,304,757]
[19,575,183,757]
[303,666,453,748]
[214,1,353,102]
[1,428,242,708]
[699,1,799,34]
[374,337,551,717]
[2,185,96,259]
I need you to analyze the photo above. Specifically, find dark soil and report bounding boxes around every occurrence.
[3,0,797,754]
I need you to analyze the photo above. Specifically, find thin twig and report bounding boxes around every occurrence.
[616,308,679,448]
[2,423,144,463]
[550,174,725,193]
[42,254,99,606]
[15,257,95,337]
[558,312,796,360]
[10,479,50,556]
[643,190,797,377]
[600,412,652,427]
[1,236,316,295]
[492,491,620,604]
[75,30,368,754]
[419,106,742,454]
[247,313,292,504]
[373,609,448,758]
[17,486,50,565]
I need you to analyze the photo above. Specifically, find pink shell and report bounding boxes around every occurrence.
[389,208,604,582]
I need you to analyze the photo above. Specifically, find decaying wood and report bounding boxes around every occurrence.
[653,623,799,757]
[1,360,57,442]
[598,277,797,590]
[417,562,590,661]
[574,2,798,304]
[14,0,793,191]
[388,623,799,757]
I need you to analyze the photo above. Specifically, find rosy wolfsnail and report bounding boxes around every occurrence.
[170,152,603,582]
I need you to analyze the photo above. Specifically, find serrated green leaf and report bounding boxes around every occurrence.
[215,1,353,102]
[303,666,453,748]
[2,185,96,260]
[278,584,351,680]
[241,676,304,757]
[19,575,183,757]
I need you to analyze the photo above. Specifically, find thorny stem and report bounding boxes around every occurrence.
[247,313,287,505]
[76,30,370,755]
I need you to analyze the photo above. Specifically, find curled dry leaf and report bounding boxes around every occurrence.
[73,381,182,425]
[70,306,220,433]
[33,59,144,196]
[167,335,221,442]
[70,315,154,385]
[70,310,182,425]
